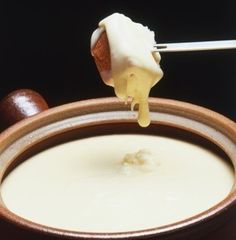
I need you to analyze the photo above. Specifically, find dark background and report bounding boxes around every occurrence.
[2,1,236,121]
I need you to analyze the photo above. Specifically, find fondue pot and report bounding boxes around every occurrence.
[0,89,235,240]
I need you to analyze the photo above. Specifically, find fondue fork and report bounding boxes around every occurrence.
[154,40,236,52]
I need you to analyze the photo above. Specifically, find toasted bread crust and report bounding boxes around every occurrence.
[91,31,111,74]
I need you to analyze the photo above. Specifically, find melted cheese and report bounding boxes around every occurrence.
[121,149,159,174]
[91,13,163,127]
[1,135,234,232]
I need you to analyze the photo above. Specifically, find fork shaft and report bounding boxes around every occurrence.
[154,40,236,52]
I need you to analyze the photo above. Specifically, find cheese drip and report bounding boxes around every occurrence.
[91,13,163,127]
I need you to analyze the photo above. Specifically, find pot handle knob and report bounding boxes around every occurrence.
[0,89,49,131]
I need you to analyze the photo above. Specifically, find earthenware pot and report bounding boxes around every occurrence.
[0,89,235,240]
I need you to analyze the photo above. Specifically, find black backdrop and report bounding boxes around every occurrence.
[2,1,236,120]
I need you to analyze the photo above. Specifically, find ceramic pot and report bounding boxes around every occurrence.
[0,90,235,240]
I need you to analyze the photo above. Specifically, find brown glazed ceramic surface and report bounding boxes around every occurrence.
[0,89,49,131]
[0,94,235,240]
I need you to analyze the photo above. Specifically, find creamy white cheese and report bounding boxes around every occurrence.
[91,13,163,127]
[1,135,234,232]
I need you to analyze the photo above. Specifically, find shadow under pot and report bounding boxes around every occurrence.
[0,90,235,240]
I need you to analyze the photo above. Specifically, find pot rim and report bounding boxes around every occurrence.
[0,97,235,239]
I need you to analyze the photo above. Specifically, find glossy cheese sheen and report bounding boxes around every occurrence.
[1,134,234,232]
[91,13,163,127]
